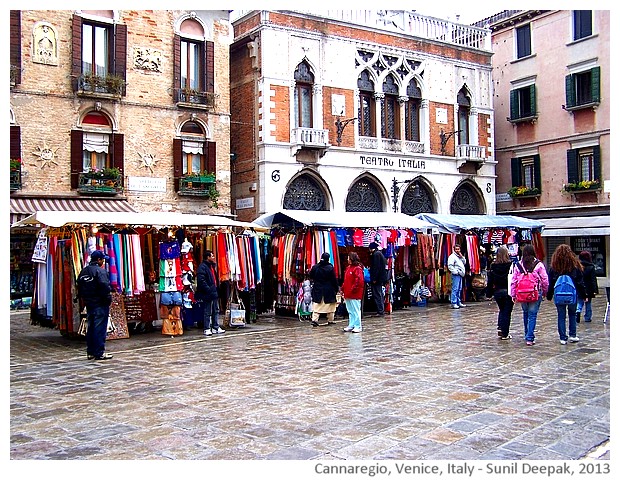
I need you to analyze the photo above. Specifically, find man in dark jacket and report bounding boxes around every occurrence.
[577,250,599,323]
[196,250,225,336]
[77,250,113,360]
[369,242,388,316]
[309,252,339,326]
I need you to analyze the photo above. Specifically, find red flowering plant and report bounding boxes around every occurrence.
[10,158,21,171]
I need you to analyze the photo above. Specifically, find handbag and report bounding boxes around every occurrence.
[226,287,246,328]
[78,309,88,336]
[507,263,515,297]
[363,267,371,283]
[471,271,488,289]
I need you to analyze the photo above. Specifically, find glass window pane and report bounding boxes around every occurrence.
[181,42,188,88]
[189,43,199,90]
[300,86,312,127]
[82,24,93,73]
[94,26,108,77]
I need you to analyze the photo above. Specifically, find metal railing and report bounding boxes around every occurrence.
[230,10,491,51]
[292,127,330,147]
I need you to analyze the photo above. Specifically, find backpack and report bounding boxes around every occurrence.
[514,261,539,303]
[554,274,577,305]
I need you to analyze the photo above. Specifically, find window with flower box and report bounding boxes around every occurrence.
[510,155,541,197]
[564,145,601,191]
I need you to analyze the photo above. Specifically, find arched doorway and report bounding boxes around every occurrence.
[283,174,329,210]
[345,177,384,212]
[450,182,483,214]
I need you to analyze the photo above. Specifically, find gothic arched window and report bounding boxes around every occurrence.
[346,178,383,212]
[450,183,481,214]
[401,183,434,216]
[283,175,328,211]
[294,61,314,128]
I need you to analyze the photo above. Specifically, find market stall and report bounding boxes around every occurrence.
[414,213,546,302]
[11,210,270,338]
[253,209,436,314]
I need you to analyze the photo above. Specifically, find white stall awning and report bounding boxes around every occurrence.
[539,215,610,237]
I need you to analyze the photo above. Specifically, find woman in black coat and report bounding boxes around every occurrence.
[308,252,339,326]
[486,245,514,340]
[577,250,599,323]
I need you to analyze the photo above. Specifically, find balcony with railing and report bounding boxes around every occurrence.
[174,88,217,110]
[77,171,122,196]
[291,127,331,157]
[359,137,425,154]
[231,10,491,52]
[457,144,486,161]
[77,74,125,98]
[10,168,21,191]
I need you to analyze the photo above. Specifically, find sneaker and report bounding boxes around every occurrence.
[458,303,467,307]
[94,353,113,360]
[500,334,512,340]
[87,354,95,360]
[497,328,502,337]
[526,341,534,346]
[213,327,226,334]
[568,336,579,343]
[343,326,354,332]
[203,329,212,336]
[559,339,567,345]
[451,304,460,309]
[351,327,362,333]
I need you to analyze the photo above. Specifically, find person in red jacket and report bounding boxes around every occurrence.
[342,252,365,333]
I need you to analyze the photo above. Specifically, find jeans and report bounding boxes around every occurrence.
[203,298,220,331]
[451,274,463,305]
[521,297,542,342]
[576,297,593,322]
[495,293,514,337]
[345,299,362,329]
[557,302,578,341]
[371,282,385,315]
[86,303,110,358]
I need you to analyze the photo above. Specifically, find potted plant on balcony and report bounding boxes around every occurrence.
[10,158,22,191]
[562,180,600,193]
[79,167,121,195]
[507,186,540,198]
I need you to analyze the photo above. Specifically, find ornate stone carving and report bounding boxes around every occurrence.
[133,46,163,73]
[32,22,58,66]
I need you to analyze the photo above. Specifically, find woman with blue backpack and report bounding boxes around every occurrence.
[511,244,549,346]
[546,244,587,345]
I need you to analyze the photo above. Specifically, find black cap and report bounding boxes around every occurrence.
[369,242,378,250]
[91,250,109,261]
[321,252,330,261]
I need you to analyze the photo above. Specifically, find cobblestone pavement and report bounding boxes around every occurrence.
[10,297,610,464]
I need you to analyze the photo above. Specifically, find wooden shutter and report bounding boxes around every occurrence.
[509,90,518,120]
[111,133,124,184]
[71,15,82,92]
[529,84,537,115]
[173,35,181,101]
[533,154,541,191]
[206,141,216,175]
[10,11,21,85]
[591,66,601,103]
[593,145,601,181]
[70,130,84,189]
[114,24,127,96]
[173,138,183,191]
[206,40,214,93]
[566,149,579,183]
[565,74,575,108]
[10,126,21,159]
[511,157,522,187]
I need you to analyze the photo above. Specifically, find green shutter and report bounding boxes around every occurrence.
[530,84,537,115]
[566,149,578,183]
[510,90,518,120]
[511,157,522,187]
[533,154,541,191]
[565,74,575,108]
[591,66,600,103]
[593,145,601,181]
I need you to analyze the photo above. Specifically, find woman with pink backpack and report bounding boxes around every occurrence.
[510,244,549,346]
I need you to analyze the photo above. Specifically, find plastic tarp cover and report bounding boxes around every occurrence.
[413,213,545,233]
[252,209,435,230]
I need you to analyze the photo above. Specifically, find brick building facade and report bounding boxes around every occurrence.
[229,10,496,222]
[10,9,232,219]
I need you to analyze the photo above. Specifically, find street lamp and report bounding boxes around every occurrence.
[335,116,356,146]
[391,177,421,213]
[439,128,460,156]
